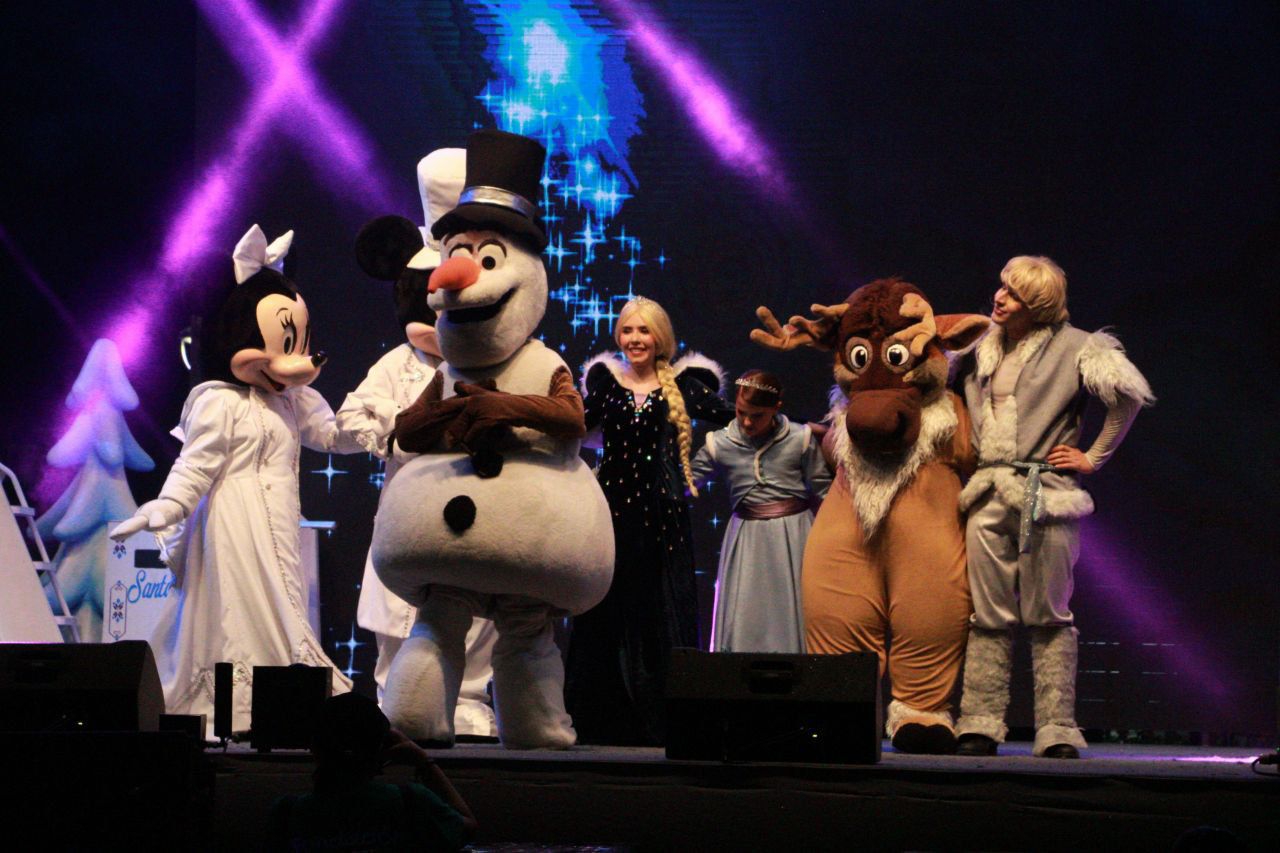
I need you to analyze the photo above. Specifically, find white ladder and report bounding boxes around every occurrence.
[0,462,79,642]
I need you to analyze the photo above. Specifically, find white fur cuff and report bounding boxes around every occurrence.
[885,699,954,737]
[1033,724,1087,756]
[955,715,1009,743]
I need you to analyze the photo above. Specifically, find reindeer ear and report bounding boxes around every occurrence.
[935,314,991,351]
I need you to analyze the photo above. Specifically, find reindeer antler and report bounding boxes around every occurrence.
[750,306,808,351]
[749,303,846,352]
[891,292,937,357]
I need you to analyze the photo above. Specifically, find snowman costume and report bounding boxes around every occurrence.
[338,149,497,737]
[371,130,613,749]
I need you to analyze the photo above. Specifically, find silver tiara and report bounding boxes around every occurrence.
[735,377,780,396]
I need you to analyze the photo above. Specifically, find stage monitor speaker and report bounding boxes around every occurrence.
[250,664,331,751]
[214,660,233,741]
[665,649,882,764]
[0,641,163,732]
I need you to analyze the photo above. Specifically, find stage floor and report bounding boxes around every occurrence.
[207,741,1277,851]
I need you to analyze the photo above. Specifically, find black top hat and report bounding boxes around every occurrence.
[431,129,548,251]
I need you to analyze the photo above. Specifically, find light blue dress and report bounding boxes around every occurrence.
[691,415,833,653]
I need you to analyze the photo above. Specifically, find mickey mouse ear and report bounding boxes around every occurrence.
[355,215,425,281]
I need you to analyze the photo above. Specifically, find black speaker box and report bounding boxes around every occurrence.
[250,664,331,751]
[0,641,163,732]
[665,649,882,764]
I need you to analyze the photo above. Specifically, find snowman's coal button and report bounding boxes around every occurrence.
[443,495,477,532]
[471,448,504,479]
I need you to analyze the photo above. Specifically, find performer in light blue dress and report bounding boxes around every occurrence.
[691,370,833,653]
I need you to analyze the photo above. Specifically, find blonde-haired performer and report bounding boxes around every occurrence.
[998,255,1070,325]
[565,296,734,745]
[953,255,1154,759]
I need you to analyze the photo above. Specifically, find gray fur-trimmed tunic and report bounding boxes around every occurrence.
[956,323,1154,520]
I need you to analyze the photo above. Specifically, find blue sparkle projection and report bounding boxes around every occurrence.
[310,454,348,492]
[465,0,659,342]
[367,453,386,490]
[335,622,366,679]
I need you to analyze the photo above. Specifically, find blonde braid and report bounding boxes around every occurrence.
[657,357,697,497]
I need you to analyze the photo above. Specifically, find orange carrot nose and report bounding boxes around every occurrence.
[428,256,481,293]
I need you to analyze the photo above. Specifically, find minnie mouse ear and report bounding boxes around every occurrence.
[355,215,425,281]
[281,243,298,281]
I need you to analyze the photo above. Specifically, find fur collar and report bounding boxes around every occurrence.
[974,324,1057,382]
[831,392,957,538]
[827,383,849,416]
[671,350,727,393]
[580,350,727,395]
[579,351,625,395]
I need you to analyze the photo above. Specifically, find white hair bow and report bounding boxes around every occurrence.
[232,224,295,284]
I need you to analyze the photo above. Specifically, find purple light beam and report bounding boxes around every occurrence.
[30,0,400,504]
[0,222,88,350]
[1079,516,1231,704]
[599,0,794,202]
[164,0,396,276]
[200,0,396,204]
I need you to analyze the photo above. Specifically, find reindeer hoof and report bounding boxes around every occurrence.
[443,495,476,532]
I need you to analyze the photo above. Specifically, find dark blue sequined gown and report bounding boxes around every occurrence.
[565,358,733,745]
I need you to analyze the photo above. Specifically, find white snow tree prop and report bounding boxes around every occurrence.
[36,339,154,641]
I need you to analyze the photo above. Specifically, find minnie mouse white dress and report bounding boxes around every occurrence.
[152,380,364,732]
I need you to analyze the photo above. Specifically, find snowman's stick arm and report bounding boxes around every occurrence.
[449,367,587,443]
[394,371,468,453]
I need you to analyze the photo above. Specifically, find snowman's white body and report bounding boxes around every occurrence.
[372,226,613,749]
[373,340,613,613]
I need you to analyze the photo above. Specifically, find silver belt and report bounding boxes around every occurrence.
[978,461,1068,553]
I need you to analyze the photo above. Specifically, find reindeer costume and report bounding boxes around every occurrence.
[753,279,989,753]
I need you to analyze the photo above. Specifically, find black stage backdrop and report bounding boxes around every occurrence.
[2,1,1276,739]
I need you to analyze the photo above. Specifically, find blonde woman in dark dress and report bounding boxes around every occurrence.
[566,297,734,745]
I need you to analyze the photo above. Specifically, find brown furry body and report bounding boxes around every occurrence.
[753,279,988,745]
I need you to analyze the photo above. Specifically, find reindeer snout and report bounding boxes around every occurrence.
[428,256,481,293]
[845,388,922,457]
